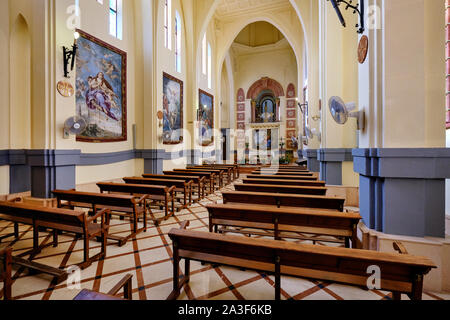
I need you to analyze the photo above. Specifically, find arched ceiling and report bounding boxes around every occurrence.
[215,0,291,20]
[234,21,285,47]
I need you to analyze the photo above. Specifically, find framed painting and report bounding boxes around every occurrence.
[75,29,127,143]
[198,89,214,146]
[163,72,184,145]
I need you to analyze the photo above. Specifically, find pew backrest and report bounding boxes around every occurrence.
[222,191,345,211]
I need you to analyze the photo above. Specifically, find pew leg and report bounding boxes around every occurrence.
[392,292,401,301]
[275,256,281,301]
[411,275,424,301]
[14,223,19,238]
[344,238,350,249]
[53,230,58,248]
[83,236,89,267]
[185,259,191,284]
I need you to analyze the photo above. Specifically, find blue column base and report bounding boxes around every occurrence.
[353,148,450,238]
[317,149,353,185]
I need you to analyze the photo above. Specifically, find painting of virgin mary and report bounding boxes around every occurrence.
[75,29,127,142]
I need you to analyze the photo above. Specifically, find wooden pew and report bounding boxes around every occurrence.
[222,191,345,211]
[97,182,176,226]
[206,203,361,248]
[143,174,206,200]
[246,174,318,181]
[167,224,436,301]
[176,168,225,189]
[164,171,215,195]
[122,177,190,209]
[74,274,133,301]
[242,178,326,187]
[252,170,315,177]
[234,184,327,196]
[52,190,147,247]
[0,247,12,300]
[207,164,240,179]
[189,165,234,183]
[0,201,109,274]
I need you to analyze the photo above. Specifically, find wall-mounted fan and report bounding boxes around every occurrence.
[305,126,321,143]
[63,116,87,139]
[329,96,365,130]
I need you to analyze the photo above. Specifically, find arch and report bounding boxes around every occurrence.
[197,0,309,70]
[247,77,285,100]
[10,14,31,149]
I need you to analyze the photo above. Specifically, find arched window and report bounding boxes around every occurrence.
[164,0,172,49]
[109,0,122,40]
[202,34,207,75]
[207,43,212,89]
[175,11,181,73]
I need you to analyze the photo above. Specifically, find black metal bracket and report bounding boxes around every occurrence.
[328,0,365,34]
[63,44,78,78]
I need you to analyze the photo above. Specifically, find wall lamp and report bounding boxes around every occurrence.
[328,0,365,34]
[63,32,80,78]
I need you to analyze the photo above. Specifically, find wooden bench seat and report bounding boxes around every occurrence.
[0,247,12,300]
[222,191,345,211]
[74,274,133,301]
[0,201,109,277]
[246,174,318,181]
[122,177,188,208]
[164,171,215,194]
[242,178,326,187]
[97,182,176,226]
[168,224,436,300]
[206,203,361,248]
[234,184,327,196]
[143,174,206,200]
[52,190,147,247]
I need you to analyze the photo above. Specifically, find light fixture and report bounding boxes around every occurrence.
[328,0,365,34]
[63,32,79,78]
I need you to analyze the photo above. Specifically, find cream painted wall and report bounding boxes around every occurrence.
[382,0,445,148]
[0,0,10,150]
[0,167,10,195]
[76,159,144,185]
[156,0,189,164]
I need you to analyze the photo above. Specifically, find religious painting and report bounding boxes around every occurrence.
[287,109,297,119]
[163,73,184,144]
[198,89,214,146]
[75,29,127,143]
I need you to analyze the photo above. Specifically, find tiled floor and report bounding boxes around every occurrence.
[0,178,449,301]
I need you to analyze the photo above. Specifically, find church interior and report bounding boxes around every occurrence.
[0,0,449,301]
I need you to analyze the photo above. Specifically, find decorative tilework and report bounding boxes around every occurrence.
[287,109,296,119]
[287,120,296,129]
[287,100,296,109]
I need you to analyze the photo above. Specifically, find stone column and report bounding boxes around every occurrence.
[353,149,450,238]
[27,150,81,199]
[317,149,353,185]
